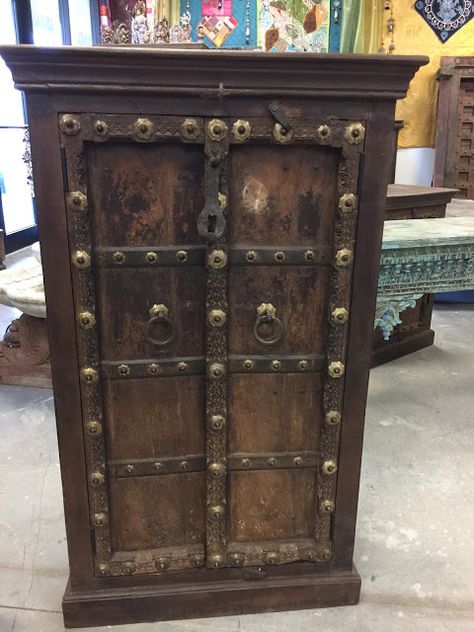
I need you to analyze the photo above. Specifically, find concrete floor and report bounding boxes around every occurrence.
[0,305,473,632]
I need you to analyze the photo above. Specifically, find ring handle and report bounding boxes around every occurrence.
[253,303,283,346]
[145,304,174,346]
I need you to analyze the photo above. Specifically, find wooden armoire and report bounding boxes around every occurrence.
[1,46,426,628]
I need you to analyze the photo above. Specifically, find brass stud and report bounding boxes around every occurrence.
[145,251,158,264]
[264,552,279,565]
[81,367,98,384]
[320,499,335,513]
[208,463,225,478]
[85,420,102,436]
[209,554,225,569]
[208,362,225,380]
[180,118,200,140]
[241,458,251,468]
[92,512,108,527]
[89,471,105,486]
[273,123,294,143]
[208,250,227,270]
[208,505,225,521]
[78,311,96,329]
[335,248,353,268]
[178,361,188,372]
[180,460,190,471]
[304,250,315,262]
[118,363,131,377]
[317,124,332,140]
[271,360,282,371]
[149,303,168,318]
[67,191,87,212]
[124,464,135,474]
[328,361,345,378]
[232,119,251,142]
[345,122,365,145]
[191,554,205,568]
[243,359,254,370]
[268,457,277,467]
[59,114,81,135]
[209,414,225,432]
[177,250,188,263]
[94,120,108,136]
[97,563,110,576]
[325,410,341,426]
[153,462,165,472]
[245,250,257,262]
[338,193,357,214]
[294,456,303,466]
[208,309,226,327]
[147,363,161,375]
[274,251,285,263]
[207,118,227,141]
[331,307,349,324]
[121,561,136,575]
[133,117,154,140]
[155,557,170,571]
[72,250,91,270]
[322,460,338,476]
[229,552,245,567]
[306,551,316,561]
[298,360,310,371]
[316,547,332,562]
[113,251,125,264]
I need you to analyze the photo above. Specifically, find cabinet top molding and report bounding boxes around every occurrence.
[0,45,428,100]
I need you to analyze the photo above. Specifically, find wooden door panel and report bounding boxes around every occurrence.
[228,373,321,455]
[228,145,338,247]
[103,376,205,461]
[96,267,205,360]
[228,469,316,542]
[88,142,205,247]
[110,473,206,551]
[228,267,328,355]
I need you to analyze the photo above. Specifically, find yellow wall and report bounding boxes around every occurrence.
[392,0,474,148]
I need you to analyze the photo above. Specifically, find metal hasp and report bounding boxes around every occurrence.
[197,147,226,240]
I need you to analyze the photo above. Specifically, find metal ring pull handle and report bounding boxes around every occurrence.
[253,303,283,346]
[145,304,174,346]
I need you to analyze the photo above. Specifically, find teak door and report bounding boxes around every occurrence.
[62,112,362,576]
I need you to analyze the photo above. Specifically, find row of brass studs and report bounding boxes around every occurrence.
[111,361,190,378]
[244,249,315,264]
[97,552,206,577]
[59,114,365,148]
[241,358,312,372]
[120,460,196,475]
[110,249,189,265]
[237,455,315,468]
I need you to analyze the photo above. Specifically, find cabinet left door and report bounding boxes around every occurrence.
[60,113,208,577]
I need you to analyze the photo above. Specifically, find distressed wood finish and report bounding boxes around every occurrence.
[0,45,427,628]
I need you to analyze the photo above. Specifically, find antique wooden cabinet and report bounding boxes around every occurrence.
[0,46,426,627]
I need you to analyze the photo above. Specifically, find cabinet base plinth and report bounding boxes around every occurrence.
[63,567,361,628]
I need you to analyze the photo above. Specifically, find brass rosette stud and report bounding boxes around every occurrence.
[67,191,87,212]
[121,561,136,575]
[89,471,105,486]
[92,512,108,527]
[133,117,155,140]
[147,363,161,375]
[71,250,91,270]
[180,118,200,140]
[208,414,226,432]
[118,363,131,377]
[207,118,227,142]
[145,251,158,264]
[208,463,226,479]
[316,547,332,562]
[59,114,81,135]
[273,123,294,143]
[97,563,110,576]
[208,505,225,521]
[208,249,227,270]
[155,557,170,571]
[208,309,226,327]
[338,193,358,214]
[113,251,126,264]
[335,248,353,268]
[345,122,365,145]
[320,499,335,514]
[243,359,254,370]
[229,552,245,567]
[176,250,188,263]
[94,120,108,137]
[331,307,349,325]
[325,410,341,426]
[78,311,96,329]
[209,554,225,569]
[81,367,98,384]
[264,551,279,565]
[232,119,252,142]
[85,420,102,436]
[328,361,345,378]
[317,124,332,141]
[322,460,338,476]
[191,554,205,568]
[208,362,226,380]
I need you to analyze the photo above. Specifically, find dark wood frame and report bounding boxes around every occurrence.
[1,46,427,627]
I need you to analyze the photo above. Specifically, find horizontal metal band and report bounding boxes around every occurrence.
[101,357,206,379]
[109,455,205,478]
[96,246,205,268]
[229,355,325,374]
[226,537,327,566]
[228,451,318,471]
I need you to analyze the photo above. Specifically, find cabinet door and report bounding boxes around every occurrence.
[60,112,364,577]
[200,116,364,568]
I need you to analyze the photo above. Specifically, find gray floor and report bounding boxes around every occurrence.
[0,305,473,632]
